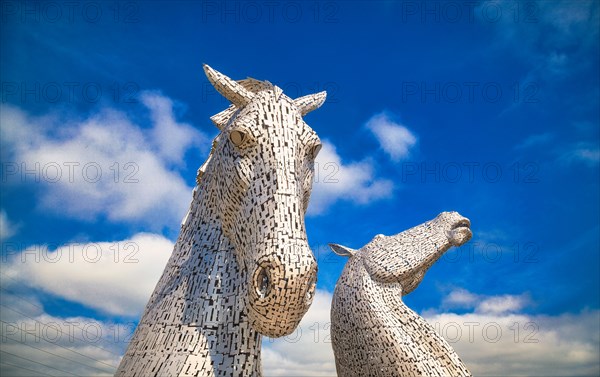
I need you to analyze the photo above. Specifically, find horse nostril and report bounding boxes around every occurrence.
[451,218,470,230]
[255,266,271,299]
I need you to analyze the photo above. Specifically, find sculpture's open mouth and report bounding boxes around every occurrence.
[452,218,471,230]
[448,219,472,246]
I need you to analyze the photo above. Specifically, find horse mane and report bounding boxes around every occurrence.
[196,78,274,185]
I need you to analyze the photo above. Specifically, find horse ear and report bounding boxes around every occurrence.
[294,91,327,116]
[210,105,238,130]
[203,64,254,108]
[328,243,356,257]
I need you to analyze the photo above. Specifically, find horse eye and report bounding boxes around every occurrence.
[230,130,246,146]
[256,267,271,298]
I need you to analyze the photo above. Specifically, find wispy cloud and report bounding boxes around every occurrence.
[559,143,600,166]
[365,112,417,162]
[0,291,122,376]
[483,0,599,118]
[442,288,479,308]
[514,132,599,167]
[308,141,393,215]
[2,233,173,317]
[0,92,208,229]
[514,132,555,150]
[140,91,208,165]
[442,288,530,315]
[0,210,18,240]
[264,287,600,376]
[262,289,336,376]
[425,289,600,376]
[2,279,597,377]
[478,0,599,81]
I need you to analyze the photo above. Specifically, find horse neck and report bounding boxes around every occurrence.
[181,174,263,371]
[133,172,263,376]
[349,256,470,376]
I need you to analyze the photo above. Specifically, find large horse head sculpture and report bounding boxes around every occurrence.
[116,66,327,377]
[200,64,325,337]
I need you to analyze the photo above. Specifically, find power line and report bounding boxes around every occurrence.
[0,306,119,369]
[0,360,55,377]
[0,349,79,377]
[0,319,116,375]
[0,326,115,376]
[0,302,123,367]
[0,272,134,355]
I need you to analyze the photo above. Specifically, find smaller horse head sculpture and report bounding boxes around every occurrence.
[328,211,473,376]
[330,211,471,294]
[201,65,325,337]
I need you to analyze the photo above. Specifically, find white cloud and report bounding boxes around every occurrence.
[140,91,207,165]
[262,289,336,376]
[263,287,599,376]
[424,309,600,376]
[476,294,529,315]
[443,288,479,307]
[2,233,173,317]
[430,288,599,375]
[308,141,393,215]
[0,292,122,376]
[365,112,417,161]
[1,98,393,223]
[0,287,335,377]
[0,209,18,240]
[2,279,597,377]
[0,93,208,229]
[442,288,530,315]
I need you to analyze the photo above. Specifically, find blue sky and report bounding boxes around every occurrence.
[1,1,599,376]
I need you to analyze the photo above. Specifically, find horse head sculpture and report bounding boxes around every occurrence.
[116,65,326,376]
[329,212,473,376]
[201,64,325,337]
